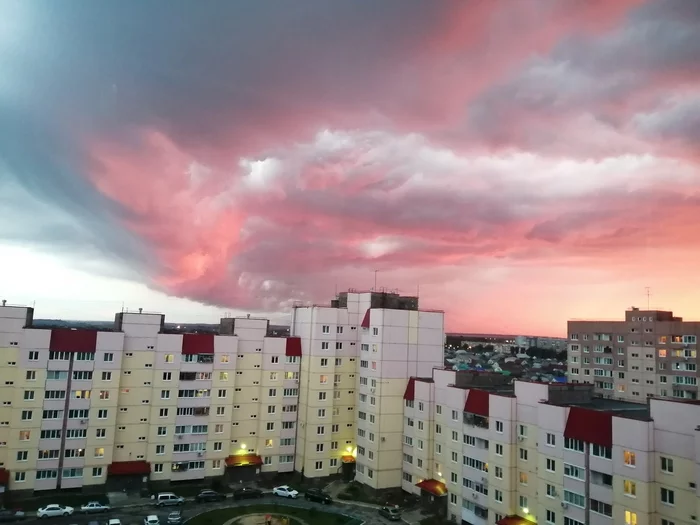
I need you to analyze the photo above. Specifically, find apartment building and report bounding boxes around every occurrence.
[0,305,301,493]
[401,369,700,525]
[567,307,699,401]
[290,290,445,489]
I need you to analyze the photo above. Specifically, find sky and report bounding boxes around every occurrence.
[1,0,700,336]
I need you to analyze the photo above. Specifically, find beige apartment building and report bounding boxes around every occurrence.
[0,290,445,494]
[567,307,699,402]
[290,290,445,488]
[401,369,700,525]
[0,304,302,492]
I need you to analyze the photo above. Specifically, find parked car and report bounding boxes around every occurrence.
[304,488,332,504]
[154,493,184,507]
[195,490,226,503]
[378,506,401,521]
[81,502,111,514]
[232,487,263,500]
[144,515,160,525]
[37,505,74,518]
[167,511,183,525]
[108,519,122,525]
[0,510,25,522]
[272,486,299,499]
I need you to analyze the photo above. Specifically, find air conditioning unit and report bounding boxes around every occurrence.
[370,388,375,394]
[197,452,203,457]
[561,502,568,509]
[518,436,525,441]
[481,477,488,483]
[381,437,386,442]
[177,435,183,440]
[471,492,477,499]
[80,420,87,424]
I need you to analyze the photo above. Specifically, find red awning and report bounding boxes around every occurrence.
[360,309,371,328]
[108,461,151,476]
[496,517,531,525]
[182,333,215,354]
[49,329,97,352]
[285,337,302,357]
[415,479,447,497]
[225,454,263,467]
[403,377,416,401]
[564,406,613,448]
[464,389,489,417]
[341,455,355,463]
[0,468,9,485]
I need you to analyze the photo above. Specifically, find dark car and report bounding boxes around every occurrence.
[232,487,264,500]
[0,510,25,523]
[378,506,401,521]
[195,490,226,503]
[304,489,332,504]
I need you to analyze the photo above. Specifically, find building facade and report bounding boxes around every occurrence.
[0,290,445,493]
[0,305,302,492]
[290,291,445,489]
[567,308,699,402]
[401,369,700,525]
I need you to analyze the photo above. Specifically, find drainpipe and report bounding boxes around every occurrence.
[584,443,591,525]
[56,354,76,488]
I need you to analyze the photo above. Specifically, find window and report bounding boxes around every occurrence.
[661,456,674,473]
[94,447,105,458]
[591,444,611,459]
[623,450,636,466]
[564,437,584,453]
[495,444,503,456]
[626,512,638,525]
[563,490,585,508]
[546,432,555,446]
[546,458,556,472]
[564,463,584,480]
[590,499,612,517]
[518,495,528,509]
[519,472,528,485]
[519,448,527,461]
[495,420,503,432]
[103,352,114,362]
[623,480,636,497]
[546,510,555,524]
[660,487,675,505]
[494,490,503,502]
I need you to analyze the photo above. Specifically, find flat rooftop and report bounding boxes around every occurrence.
[550,396,651,421]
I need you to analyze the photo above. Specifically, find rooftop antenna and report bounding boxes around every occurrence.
[645,287,651,310]
[374,270,378,291]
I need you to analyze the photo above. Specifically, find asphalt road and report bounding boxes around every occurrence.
[19,495,388,525]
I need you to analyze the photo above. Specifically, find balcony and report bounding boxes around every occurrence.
[463,414,489,429]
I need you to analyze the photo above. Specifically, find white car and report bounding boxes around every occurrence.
[81,502,111,513]
[109,520,122,525]
[272,485,299,499]
[37,505,74,518]
[144,515,160,525]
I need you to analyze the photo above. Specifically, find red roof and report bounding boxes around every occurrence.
[496,517,531,525]
[464,389,489,417]
[285,337,302,357]
[182,333,215,354]
[415,479,447,497]
[0,468,9,485]
[49,329,97,352]
[341,455,355,463]
[360,309,371,328]
[107,461,151,476]
[225,454,263,467]
[564,406,613,448]
[403,377,416,401]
